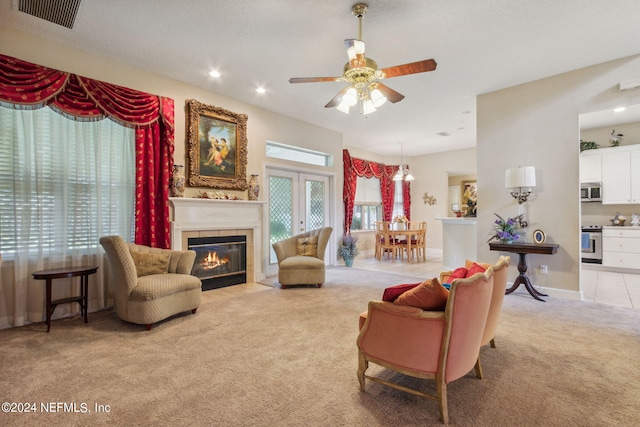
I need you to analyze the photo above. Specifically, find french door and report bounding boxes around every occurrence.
[266,168,331,276]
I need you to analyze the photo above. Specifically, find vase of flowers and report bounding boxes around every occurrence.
[488,213,525,243]
[338,233,359,267]
[392,215,408,230]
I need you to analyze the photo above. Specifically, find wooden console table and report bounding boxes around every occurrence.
[32,266,98,332]
[489,242,559,302]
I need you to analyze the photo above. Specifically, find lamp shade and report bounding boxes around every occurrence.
[505,166,536,188]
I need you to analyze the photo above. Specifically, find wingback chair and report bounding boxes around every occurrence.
[357,268,494,424]
[272,227,333,288]
[99,235,202,330]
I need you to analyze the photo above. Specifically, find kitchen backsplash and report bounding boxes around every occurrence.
[581,201,640,226]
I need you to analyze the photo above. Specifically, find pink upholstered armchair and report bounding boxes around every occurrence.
[356,268,494,424]
[440,256,511,349]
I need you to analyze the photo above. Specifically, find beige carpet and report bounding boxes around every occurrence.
[1,266,639,426]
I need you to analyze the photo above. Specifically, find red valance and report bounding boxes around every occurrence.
[343,149,411,235]
[0,54,174,248]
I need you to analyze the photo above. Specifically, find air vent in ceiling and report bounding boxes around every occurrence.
[437,132,451,137]
[17,0,81,29]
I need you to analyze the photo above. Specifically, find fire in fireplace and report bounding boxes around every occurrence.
[188,236,247,291]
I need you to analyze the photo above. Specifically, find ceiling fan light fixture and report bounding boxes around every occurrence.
[370,88,387,107]
[361,99,376,115]
[288,3,436,116]
[336,102,351,114]
[343,88,358,106]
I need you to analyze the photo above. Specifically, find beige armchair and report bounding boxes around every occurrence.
[272,227,333,288]
[99,235,202,330]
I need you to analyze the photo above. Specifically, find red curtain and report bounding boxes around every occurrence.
[402,177,411,221]
[381,166,396,222]
[342,149,410,234]
[0,54,174,248]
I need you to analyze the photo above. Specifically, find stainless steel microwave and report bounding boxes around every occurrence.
[581,182,602,202]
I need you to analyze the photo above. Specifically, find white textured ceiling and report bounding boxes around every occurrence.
[2,0,640,156]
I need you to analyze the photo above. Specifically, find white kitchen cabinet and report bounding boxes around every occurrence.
[602,227,640,269]
[579,152,602,183]
[631,150,640,203]
[601,146,640,204]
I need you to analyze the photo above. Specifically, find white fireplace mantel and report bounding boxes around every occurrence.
[169,197,266,281]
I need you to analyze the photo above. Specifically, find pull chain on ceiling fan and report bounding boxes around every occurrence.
[289,3,437,115]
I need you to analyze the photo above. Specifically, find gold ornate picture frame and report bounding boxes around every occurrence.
[186,99,248,190]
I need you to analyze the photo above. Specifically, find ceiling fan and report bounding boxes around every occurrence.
[289,3,437,115]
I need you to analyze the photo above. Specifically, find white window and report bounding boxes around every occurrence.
[0,106,135,258]
[266,141,333,167]
[351,176,382,231]
[393,180,404,218]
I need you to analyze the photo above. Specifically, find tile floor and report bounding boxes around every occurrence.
[204,248,640,310]
[580,265,640,309]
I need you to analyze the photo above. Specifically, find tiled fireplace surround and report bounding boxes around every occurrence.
[169,198,266,284]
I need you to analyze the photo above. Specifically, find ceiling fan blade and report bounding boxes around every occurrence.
[345,39,366,69]
[289,77,343,84]
[324,86,352,108]
[374,83,405,103]
[379,59,437,79]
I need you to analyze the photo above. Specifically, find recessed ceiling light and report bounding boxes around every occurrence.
[208,70,221,78]
[256,86,266,94]
[614,107,626,113]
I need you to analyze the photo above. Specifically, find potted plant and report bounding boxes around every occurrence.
[488,213,525,243]
[338,233,359,267]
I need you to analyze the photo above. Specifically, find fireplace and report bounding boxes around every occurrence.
[188,236,247,291]
[169,198,266,284]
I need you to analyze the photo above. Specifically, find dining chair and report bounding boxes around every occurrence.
[409,221,427,261]
[378,228,402,262]
[374,221,391,260]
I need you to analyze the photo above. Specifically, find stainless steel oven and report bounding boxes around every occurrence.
[581,225,602,264]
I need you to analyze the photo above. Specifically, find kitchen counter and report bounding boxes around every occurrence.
[436,217,477,224]
[437,217,477,267]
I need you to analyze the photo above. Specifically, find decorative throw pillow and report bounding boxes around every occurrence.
[296,235,319,256]
[382,282,421,302]
[130,251,170,277]
[464,259,491,270]
[394,277,449,311]
[448,267,468,281]
[466,262,487,278]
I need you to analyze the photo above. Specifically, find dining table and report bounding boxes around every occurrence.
[379,227,424,262]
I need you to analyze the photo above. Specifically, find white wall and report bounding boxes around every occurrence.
[477,54,640,297]
[409,148,477,250]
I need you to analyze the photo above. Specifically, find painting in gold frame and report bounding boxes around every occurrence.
[186,99,248,190]
[461,180,477,217]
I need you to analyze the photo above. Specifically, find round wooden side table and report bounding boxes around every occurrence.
[32,266,99,332]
